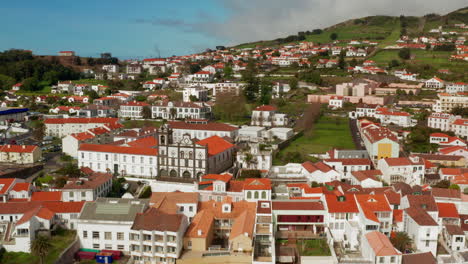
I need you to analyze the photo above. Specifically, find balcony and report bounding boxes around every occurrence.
[256,224,272,235]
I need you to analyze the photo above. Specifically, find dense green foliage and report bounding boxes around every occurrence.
[0,49,80,90]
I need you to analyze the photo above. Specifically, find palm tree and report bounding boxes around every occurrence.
[390,232,413,253]
[31,235,51,264]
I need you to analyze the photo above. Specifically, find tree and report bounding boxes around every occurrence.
[139,186,152,198]
[390,232,413,252]
[84,90,99,103]
[449,184,460,190]
[433,180,450,189]
[189,95,198,102]
[213,93,247,123]
[22,77,40,91]
[299,70,322,85]
[272,51,281,57]
[258,79,273,105]
[338,50,346,69]
[389,59,400,68]
[141,106,152,119]
[223,65,233,79]
[32,121,45,141]
[451,106,468,118]
[31,235,51,264]
[289,78,299,90]
[398,48,411,60]
[330,33,338,41]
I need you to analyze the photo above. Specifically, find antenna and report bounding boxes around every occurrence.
[154,44,161,58]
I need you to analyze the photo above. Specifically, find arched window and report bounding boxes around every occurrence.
[247,191,252,199]
[180,151,184,158]
[170,170,177,177]
[189,151,193,159]
[182,171,191,178]
[261,191,267,199]
[159,169,168,177]
[254,191,259,199]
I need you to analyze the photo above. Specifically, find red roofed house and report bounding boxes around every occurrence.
[0,145,42,164]
[363,231,401,263]
[0,178,28,202]
[243,178,271,201]
[377,155,426,186]
[355,194,393,236]
[324,194,361,250]
[57,172,113,202]
[323,158,372,180]
[425,76,445,89]
[251,105,289,127]
[360,123,400,161]
[351,170,383,188]
[437,202,460,226]
[191,71,213,83]
[403,206,439,256]
[31,191,63,202]
[58,51,75,56]
[119,101,150,119]
[62,124,121,158]
[0,200,84,252]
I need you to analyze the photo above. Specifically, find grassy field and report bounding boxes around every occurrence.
[297,239,331,256]
[1,230,76,264]
[275,116,355,164]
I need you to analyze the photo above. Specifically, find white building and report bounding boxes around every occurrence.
[119,101,150,119]
[102,65,120,73]
[323,158,372,180]
[251,105,288,127]
[182,87,208,102]
[78,138,158,177]
[432,92,468,113]
[328,96,348,109]
[362,231,401,264]
[403,207,438,256]
[377,156,425,186]
[425,77,445,89]
[59,172,113,202]
[151,101,211,120]
[44,117,120,138]
[446,82,468,93]
[236,143,272,171]
[374,107,415,127]
[77,198,149,253]
[167,120,239,142]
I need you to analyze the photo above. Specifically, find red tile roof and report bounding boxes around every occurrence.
[0,145,38,153]
[325,194,359,213]
[201,174,233,183]
[365,231,401,256]
[122,101,149,107]
[437,202,459,218]
[12,182,30,192]
[393,209,403,222]
[405,206,438,226]
[243,178,271,190]
[0,178,15,195]
[254,105,277,111]
[196,135,234,156]
[31,191,62,201]
[44,117,118,125]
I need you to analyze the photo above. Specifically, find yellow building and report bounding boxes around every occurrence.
[0,145,42,164]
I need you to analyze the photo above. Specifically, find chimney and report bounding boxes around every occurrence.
[22,145,25,149]
[197,229,202,236]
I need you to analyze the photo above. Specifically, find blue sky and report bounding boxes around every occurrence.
[0,0,228,58]
[1,0,466,59]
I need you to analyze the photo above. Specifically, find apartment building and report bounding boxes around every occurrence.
[59,172,113,202]
[119,101,150,119]
[44,117,120,138]
[432,92,468,113]
[77,198,149,253]
[377,156,425,186]
[0,145,42,164]
[167,120,239,142]
[151,101,211,120]
[251,105,288,127]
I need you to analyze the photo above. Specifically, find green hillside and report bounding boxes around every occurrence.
[233,7,468,49]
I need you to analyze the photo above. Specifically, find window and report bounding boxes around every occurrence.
[93,244,100,249]
[83,231,88,238]
[425,240,430,247]
[117,245,124,250]
[379,257,384,263]
[104,232,111,240]
[179,206,184,212]
[81,192,86,198]
[117,232,124,240]
[390,256,396,263]
[69,192,74,198]
[105,244,112,250]
[92,231,100,239]
[189,206,193,212]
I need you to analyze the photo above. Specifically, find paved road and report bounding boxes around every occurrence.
[349,119,365,150]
